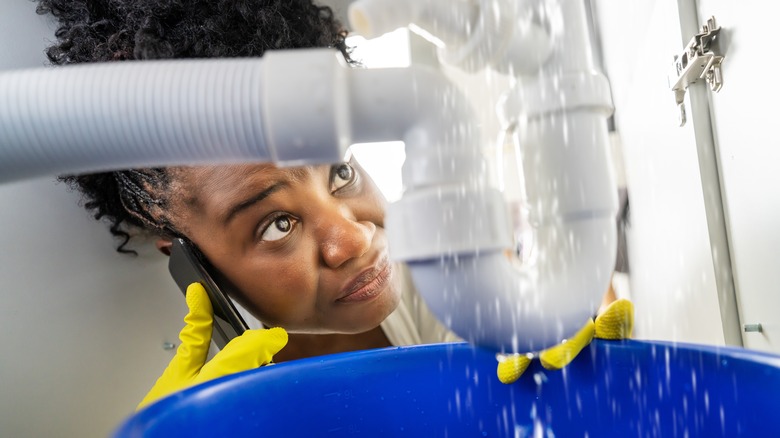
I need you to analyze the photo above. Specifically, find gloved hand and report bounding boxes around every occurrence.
[137,283,288,409]
[496,298,634,384]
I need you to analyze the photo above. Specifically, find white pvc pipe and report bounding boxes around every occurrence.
[409,218,616,353]
[393,109,617,352]
[352,0,618,353]
[347,67,482,190]
[349,0,556,75]
[348,0,476,46]
[0,54,350,183]
[536,0,595,75]
[0,48,510,259]
[405,108,618,352]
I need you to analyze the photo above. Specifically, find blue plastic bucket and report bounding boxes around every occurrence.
[116,340,780,437]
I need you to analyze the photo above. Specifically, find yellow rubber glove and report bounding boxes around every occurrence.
[137,283,288,409]
[497,299,634,384]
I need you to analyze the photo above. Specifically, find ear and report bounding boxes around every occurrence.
[155,238,173,256]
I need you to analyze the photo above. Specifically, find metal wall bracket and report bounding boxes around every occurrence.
[669,16,725,126]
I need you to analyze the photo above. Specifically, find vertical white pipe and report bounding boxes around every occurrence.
[348,0,477,46]
[539,0,595,74]
[372,0,618,352]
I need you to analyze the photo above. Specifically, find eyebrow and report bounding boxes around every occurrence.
[223,181,287,225]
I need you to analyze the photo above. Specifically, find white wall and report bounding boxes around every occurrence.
[695,0,780,351]
[0,3,185,437]
[592,0,728,345]
[593,0,780,353]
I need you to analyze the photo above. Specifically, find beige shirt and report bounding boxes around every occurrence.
[379,263,462,346]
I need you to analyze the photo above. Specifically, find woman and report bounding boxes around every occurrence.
[37,0,630,409]
[37,0,460,405]
[149,160,460,361]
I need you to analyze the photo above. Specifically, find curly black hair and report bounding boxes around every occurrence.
[36,0,353,253]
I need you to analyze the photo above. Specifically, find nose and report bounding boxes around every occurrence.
[317,205,375,269]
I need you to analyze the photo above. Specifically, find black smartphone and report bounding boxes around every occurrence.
[168,237,249,349]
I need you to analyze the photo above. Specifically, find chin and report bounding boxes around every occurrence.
[339,285,402,334]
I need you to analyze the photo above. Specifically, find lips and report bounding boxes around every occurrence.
[336,256,392,303]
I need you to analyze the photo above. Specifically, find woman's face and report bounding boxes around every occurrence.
[169,160,402,335]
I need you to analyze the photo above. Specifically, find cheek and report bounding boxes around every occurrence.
[232,251,319,325]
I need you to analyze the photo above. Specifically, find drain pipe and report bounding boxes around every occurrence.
[0,55,351,183]
[0,52,483,185]
[0,44,509,258]
[0,48,508,279]
[350,0,618,352]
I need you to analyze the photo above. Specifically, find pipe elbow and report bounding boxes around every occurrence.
[408,215,617,353]
[348,65,480,190]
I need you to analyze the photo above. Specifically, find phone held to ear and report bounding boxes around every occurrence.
[168,238,249,349]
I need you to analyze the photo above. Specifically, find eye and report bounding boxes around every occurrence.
[260,215,296,242]
[330,163,356,192]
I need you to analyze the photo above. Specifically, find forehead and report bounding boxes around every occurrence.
[171,163,311,213]
[186,163,305,189]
